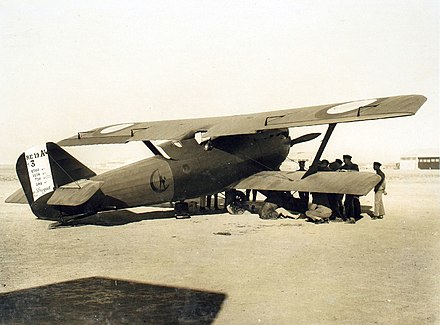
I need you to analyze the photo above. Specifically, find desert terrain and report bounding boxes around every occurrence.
[0,166,439,324]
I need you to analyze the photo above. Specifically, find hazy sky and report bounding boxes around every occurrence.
[1,0,438,166]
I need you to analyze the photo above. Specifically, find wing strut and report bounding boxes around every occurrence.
[302,123,337,179]
[143,140,162,156]
[142,141,172,159]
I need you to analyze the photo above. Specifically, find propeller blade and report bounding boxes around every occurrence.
[290,133,321,146]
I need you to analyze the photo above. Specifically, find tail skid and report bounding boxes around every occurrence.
[48,211,96,229]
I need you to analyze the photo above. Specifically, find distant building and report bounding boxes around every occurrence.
[400,150,440,170]
[418,157,440,170]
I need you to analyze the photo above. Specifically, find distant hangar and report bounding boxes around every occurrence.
[400,149,440,170]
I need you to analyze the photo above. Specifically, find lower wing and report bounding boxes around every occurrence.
[233,171,380,196]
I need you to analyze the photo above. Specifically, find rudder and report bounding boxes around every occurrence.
[15,142,96,219]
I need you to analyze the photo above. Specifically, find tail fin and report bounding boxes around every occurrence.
[16,142,96,205]
[45,142,96,188]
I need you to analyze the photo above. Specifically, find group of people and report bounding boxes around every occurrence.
[197,154,387,224]
[200,193,220,211]
[259,154,387,224]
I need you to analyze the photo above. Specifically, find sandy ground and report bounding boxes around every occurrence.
[0,167,439,324]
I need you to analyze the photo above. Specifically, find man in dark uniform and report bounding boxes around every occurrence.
[341,154,360,223]
[297,160,309,211]
[329,159,343,171]
[318,159,331,171]
[328,158,344,220]
[245,189,257,202]
[207,193,219,210]
[315,159,342,221]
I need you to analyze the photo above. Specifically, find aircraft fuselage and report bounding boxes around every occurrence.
[34,129,290,220]
[97,129,290,207]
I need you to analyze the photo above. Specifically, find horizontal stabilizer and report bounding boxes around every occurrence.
[233,171,380,196]
[47,179,104,206]
[5,188,27,204]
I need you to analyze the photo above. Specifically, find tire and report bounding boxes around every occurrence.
[225,190,246,215]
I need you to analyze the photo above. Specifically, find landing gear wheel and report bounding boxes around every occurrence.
[225,190,246,215]
[174,201,190,219]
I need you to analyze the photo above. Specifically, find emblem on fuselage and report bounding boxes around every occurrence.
[150,169,170,193]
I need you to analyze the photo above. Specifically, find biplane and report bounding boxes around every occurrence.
[6,94,426,225]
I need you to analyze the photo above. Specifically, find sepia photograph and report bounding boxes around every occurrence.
[1,1,439,324]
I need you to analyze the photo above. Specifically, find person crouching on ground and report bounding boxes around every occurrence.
[305,203,332,223]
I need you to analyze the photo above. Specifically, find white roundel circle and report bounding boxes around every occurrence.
[100,123,135,134]
[326,99,377,115]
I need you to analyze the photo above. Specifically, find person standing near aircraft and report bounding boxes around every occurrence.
[245,189,258,202]
[297,160,309,210]
[372,162,386,219]
[329,159,343,171]
[199,196,207,211]
[341,154,360,223]
[328,159,344,221]
[201,194,220,211]
[341,154,359,172]
[318,159,331,171]
[207,193,220,210]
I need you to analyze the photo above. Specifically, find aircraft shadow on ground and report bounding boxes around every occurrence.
[72,209,177,227]
[0,277,226,325]
[59,208,229,228]
[66,204,374,227]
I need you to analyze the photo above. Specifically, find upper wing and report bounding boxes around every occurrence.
[58,94,426,146]
[233,171,381,196]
